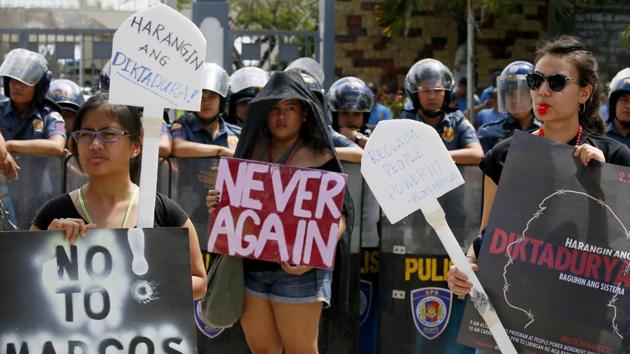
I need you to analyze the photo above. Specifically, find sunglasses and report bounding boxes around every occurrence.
[72,129,130,144]
[526,72,577,92]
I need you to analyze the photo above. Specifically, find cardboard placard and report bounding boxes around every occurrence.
[207,158,347,269]
[0,228,197,353]
[109,4,206,111]
[361,119,464,224]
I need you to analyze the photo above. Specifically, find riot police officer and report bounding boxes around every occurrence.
[403,58,483,164]
[606,68,630,148]
[327,76,374,149]
[0,48,66,180]
[226,67,269,127]
[171,63,240,157]
[47,78,85,134]
[477,61,540,152]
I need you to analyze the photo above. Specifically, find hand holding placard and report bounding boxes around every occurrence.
[361,119,517,354]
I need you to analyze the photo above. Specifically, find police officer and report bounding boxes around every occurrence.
[477,61,540,153]
[226,66,268,127]
[0,48,66,180]
[171,63,240,157]
[47,78,85,134]
[404,58,483,164]
[327,76,374,149]
[99,59,172,157]
[606,68,630,148]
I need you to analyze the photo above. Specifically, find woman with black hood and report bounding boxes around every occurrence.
[207,71,353,354]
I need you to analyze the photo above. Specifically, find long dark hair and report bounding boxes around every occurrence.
[71,93,143,183]
[534,35,605,134]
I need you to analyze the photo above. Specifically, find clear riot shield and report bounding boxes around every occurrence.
[377,165,483,354]
[0,153,64,230]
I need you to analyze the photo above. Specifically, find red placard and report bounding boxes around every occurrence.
[207,157,348,269]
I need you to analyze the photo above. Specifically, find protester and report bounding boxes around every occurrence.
[226,66,269,127]
[403,58,483,164]
[477,61,539,152]
[207,71,349,354]
[30,93,207,300]
[606,68,630,148]
[447,36,630,297]
[171,63,240,158]
[0,48,66,181]
[327,76,374,149]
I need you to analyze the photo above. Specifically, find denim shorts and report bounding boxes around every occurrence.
[244,268,332,307]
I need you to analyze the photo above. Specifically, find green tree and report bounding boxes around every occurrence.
[227,0,318,69]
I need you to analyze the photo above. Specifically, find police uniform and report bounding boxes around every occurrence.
[606,121,630,149]
[327,125,359,148]
[477,114,539,153]
[0,100,66,140]
[170,112,241,149]
[410,110,479,150]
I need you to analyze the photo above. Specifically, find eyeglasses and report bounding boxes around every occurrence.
[71,129,130,144]
[526,72,577,92]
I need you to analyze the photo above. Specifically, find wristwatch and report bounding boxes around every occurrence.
[354,133,365,144]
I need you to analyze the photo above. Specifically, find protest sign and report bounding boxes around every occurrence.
[457,131,630,353]
[362,119,517,353]
[109,4,206,229]
[0,228,197,353]
[207,157,347,269]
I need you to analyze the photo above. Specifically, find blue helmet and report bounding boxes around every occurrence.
[0,48,52,105]
[99,59,111,92]
[497,61,533,114]
[327,77,374,113]
[608,68,630,123]
[47,79,85,112]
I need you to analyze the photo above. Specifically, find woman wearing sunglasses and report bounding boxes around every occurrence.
[30,93,207,300]
[448,36,630,299]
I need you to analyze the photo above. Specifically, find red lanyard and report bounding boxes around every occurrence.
[268,141,301,164]
[538,125,583,146]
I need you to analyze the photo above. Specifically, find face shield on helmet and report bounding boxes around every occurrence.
[285,57,325,86]
[99,59,111,92]
[404,59,454,113]
[0,48,48,87]
[229,67,269,96]
[202,63,229,98]
[497,61,533,115]
[608,68,630,122]
[47,79,85,112]
[299,73,324,104]
[326,77,374,113]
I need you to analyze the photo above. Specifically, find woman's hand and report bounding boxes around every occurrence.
[48,218,97,245]
[574,144,605,166]
[447,257,479,296]
[281,262,313,275]
[206,189,220,213]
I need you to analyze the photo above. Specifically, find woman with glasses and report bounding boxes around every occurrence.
[448,36,630,296]
[30,93,207,300]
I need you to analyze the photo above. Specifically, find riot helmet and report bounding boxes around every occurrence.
[327,76,374,130]
[227,67,269,125]
[0,48,52,105]
[299,72,324,104]
[497,61,533,115]
[404,58,454,116]
[47,79,85,113]
[285,57,325,86]
[608,68,630,124]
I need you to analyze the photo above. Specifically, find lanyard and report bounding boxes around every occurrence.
[267,140,302,164]
[78,186,138,227]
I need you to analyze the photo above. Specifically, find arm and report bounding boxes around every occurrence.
[182,218,208,300]
[171,139,233,158]
[7,135,66,157]
[335,146,363,163]
[449,142,484,165]
[159,135,172,157]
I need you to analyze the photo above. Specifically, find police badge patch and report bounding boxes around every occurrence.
[33,119,44,132]
[410,287,452,340]
[359,279,373,326]
[227,136,239,149]
[193,299,225,339]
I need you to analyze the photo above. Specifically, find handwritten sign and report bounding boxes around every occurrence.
[0,228,196,353]
[207,158,347,269]
[109,4,206,111]
[361,119,464,224]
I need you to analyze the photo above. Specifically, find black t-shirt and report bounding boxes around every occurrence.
[244,158,344,273]
[480,131,630,185]
[32,192,189,230]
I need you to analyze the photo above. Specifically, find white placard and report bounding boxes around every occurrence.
[360,119,464,224]
[109,4,206,111]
